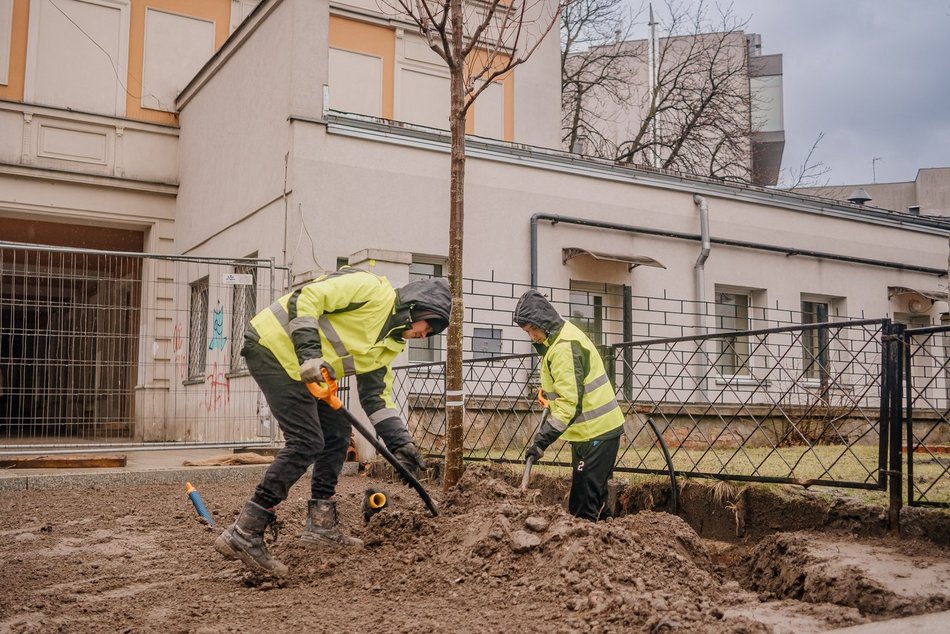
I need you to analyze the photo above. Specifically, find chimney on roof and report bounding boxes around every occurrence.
[847,188,872,205]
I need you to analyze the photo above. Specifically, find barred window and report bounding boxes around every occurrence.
[230,266,258,372]
[188,277,209,379]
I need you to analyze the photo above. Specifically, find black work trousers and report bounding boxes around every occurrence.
[242,338,351,508]
[568,433,621,522]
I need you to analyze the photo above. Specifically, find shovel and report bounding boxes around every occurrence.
[306,370,438,517]
[519,406,550,491]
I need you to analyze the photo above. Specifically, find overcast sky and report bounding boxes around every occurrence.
[710,0,950,186]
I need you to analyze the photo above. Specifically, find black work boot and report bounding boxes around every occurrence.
[300,499,364,549]
[214,501,288,576]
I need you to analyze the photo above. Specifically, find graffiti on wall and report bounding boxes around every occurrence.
[173,323,186,379]
[203,362,231,412]
[209,301,227,351]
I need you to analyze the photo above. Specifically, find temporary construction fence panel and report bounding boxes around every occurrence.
[0,242,288,452]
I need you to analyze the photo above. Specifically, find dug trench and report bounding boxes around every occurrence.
[0,462,947,633]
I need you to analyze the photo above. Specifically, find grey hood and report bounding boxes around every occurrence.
[513,290,565,336]
[389,277,452,338]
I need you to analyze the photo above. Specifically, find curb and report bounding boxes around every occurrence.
[0,464,270,492]
[0,460,365,492]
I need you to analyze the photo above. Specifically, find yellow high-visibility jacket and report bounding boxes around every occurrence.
[249,267,450,425]
[539,321,624,442]
[514,290,624,443]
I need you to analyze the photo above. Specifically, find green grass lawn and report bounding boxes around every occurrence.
[460,442,950,505]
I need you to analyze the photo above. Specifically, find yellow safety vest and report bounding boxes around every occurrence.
[539,321,624,442]
[249,269,405,416]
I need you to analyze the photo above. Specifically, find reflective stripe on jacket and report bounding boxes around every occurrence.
[539,321,624,442]
[249,268,405,416]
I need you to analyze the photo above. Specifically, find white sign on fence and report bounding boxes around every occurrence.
[223,273,254,285]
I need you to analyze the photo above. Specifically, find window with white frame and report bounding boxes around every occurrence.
[801,299,830,382]
[407,260,445,363]
[568,281,620,349]
[188,277,209,379]
[229,265,257,373]
[715,288,750,376]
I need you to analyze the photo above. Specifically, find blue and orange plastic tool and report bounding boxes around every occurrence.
[186,482,214,526]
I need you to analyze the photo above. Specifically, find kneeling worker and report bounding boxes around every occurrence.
[514,289,624,522]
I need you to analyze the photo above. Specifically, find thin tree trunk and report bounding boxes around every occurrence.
[443,0,466,490]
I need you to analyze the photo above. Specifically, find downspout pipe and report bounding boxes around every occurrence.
[529,212,945,290]
[693,194,711,402]
[693,194,711,319]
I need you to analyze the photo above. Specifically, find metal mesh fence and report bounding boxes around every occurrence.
[0,242,288,451]
[395,319,893,490]
[614,319,889,488]
[905,324,950,507]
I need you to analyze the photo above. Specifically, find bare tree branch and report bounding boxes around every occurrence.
[779,131,832,189]
[563,0,762,182]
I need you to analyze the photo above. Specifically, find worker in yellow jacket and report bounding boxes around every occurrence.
[514,289,624,522]
[216,267,451,576]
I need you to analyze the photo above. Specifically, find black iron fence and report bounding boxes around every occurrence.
[398,319,895,487]
[396,318,933,515]
[905,323,950,508]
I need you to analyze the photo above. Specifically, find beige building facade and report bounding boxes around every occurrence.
[0,0,947,445]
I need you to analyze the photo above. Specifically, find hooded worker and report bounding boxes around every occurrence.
[216,267,452,576]
[513,289,624,522]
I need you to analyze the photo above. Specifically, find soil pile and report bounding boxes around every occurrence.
[740,531,950,618]
[1,465,766,633]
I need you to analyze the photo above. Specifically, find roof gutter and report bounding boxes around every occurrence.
[529,211,946,288]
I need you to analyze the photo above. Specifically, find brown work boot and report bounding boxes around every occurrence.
[300,499,364,549]
[214,501,288,576]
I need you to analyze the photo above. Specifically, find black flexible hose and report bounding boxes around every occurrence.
[647,417,678,514]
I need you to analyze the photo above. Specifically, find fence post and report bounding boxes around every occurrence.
[884,321,905,533]
[622,285,633,401]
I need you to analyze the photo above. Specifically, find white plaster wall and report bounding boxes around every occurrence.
[333,0,562,148]
[25,0,129,117]
[175,0,307,257]
[280,120,947,324]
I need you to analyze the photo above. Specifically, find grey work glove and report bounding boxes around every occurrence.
[393,443,428,485]
[299,357,336,383]
[525,444,544,462]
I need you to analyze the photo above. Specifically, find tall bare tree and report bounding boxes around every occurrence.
[378,0,566,488]
[563,0,757,181]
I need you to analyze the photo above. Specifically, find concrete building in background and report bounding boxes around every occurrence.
[796,167,950,218]
[0,0,947,445]
[568,30,784,186]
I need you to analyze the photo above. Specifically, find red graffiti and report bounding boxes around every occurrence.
[203,362,231,411]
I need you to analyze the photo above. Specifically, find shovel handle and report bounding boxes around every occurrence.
[305,367,439,517]
[520,456,536,491]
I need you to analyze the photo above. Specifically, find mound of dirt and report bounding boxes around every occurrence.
[739,531,950,617]
[271,465,769,633]
[0,464,771,633]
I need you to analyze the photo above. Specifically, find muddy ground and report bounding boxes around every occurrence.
[1,464,948,633]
